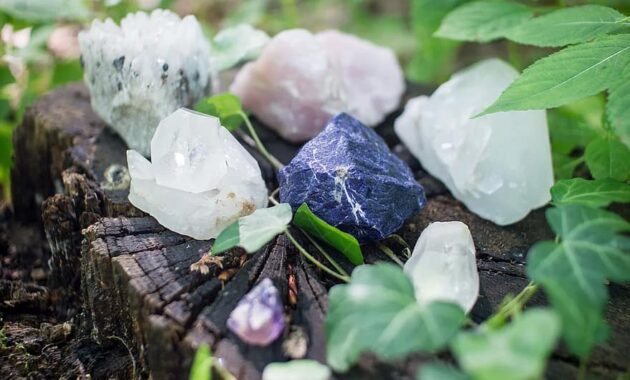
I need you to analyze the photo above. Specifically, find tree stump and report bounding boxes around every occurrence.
[11,83,630,380]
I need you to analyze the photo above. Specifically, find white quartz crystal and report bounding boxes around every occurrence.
[230,29,405,142]
[127,109,268,240]
[404,222,479,313]
[79,9,212,156]
[395,59,553,225]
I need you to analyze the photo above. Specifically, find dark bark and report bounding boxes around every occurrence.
[8,83,630,380]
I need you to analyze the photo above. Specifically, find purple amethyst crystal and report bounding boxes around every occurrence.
[278,113,426,243]
[227,278,285,346]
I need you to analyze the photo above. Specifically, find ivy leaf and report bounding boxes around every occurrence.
[325,263,466,372]
[585,136,630,181]
[435,1,532,42]
[212,24,270,71]
[551,178,630,208]
[607,78,630,150]
[506,5,628,47]
[0,0,89,22]
[527,205,630,357]
[482,35,630,115]
[262,360,331,380]
[451,309,560,380]
[417,363,469,380]
[213,204,293,254]
[194,93,244,131]
[293,203,363,265]
[189,344,212,380]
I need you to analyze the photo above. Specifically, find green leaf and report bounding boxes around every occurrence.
[0,122,12,189]
[52,60,83,86]
[548,104,603,155]
[585,136,630,181]
[0,0,89,22]
[325,263,466,372]
[293,203,363,265]
[551,152,582,180]
[482,34,630,115]
[551,178,630,207]
[212,24,269,71]
[452,309,560,380]
[213,204,292,254]
[194,93,244,132]
[506,5,628,47]
[417,363,469,380]
[189,344,212,380]
[527,205,630,357]
[435,1,532,42]
[607,77,630,149]
[262,360,331,380]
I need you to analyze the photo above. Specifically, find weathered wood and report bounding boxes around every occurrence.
[11,83,630,380]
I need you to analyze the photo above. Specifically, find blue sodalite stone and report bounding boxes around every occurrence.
[278,113,426,243]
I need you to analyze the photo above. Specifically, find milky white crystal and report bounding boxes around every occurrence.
[127,109,267,240]
[79,9,212,156]
[404,222,479,313]
[230,29,405,142]
[395,59,553,225]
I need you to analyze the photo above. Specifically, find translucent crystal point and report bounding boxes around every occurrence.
[395,59,553,225]
[127,109,267,240]
[404,222,479,312]
[230,29,404,142]
[227,278,285,346]
[79,9,212,156]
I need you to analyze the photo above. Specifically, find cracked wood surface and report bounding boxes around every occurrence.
[11,83,630,379]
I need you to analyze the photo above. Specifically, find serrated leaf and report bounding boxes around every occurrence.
[585,136,630,181]
[482,35,630,115]
[548,104,603,155]
[262,360,331,380]
[190,344,212,380]
[506,5,628,47]
[0,0,89,22]
[551,178,630,207]
[212,24,270,71]
[194,93,244,132]
[417,363,469,380]
[451,309,560,380]
[435,1,532,42]
[607,78,630,149]
[527,205,630,357]
[213,204,292,254]
[325,263,466,372]
[293,203,363,265]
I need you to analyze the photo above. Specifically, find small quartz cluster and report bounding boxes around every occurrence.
[404,221,479,313]
[231,29,405,142]
[395,59,553,225]
[279,113,426,243]
[79,9,212,156]
[227,278,285,346]
[127,109,267,240]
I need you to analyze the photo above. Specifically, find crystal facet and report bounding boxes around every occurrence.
[395,59,553,225]
[227,278,285,346]
[279,113,426,243]
[230,29,405,142]
[404,221,479,313]
[79,9,212,156]
[127,109,267,240]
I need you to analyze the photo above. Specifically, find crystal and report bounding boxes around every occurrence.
[230,29,405,142]
[278,113,426,243]
[227,278,285,346]
[79,9,212,156]
[127,109,268,240]
[404,221,479,313]
[394,59,553,225]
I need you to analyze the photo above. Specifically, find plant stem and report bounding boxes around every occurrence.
[285,229,350,283]
[388,234,412,258]
[577,357,588,380]
[377,243,404,267]
[485,282,539,329]
[299,227,350,277]
[239,111,284,171]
